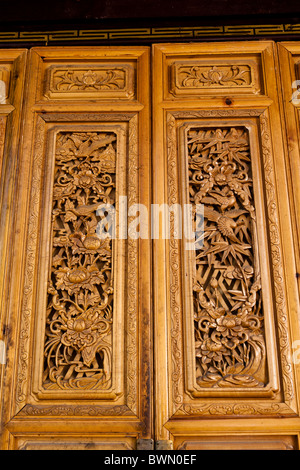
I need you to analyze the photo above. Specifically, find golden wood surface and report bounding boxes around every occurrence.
[0,46,152,450]
[0,42,299,450]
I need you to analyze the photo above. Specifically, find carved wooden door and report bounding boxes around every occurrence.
[0,42,300,450]
[0,47,152,450]
[152,41,300,450]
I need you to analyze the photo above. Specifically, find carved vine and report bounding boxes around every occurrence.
[17,116,46,406]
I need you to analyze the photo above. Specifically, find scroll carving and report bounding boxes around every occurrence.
[188,126,266,389]
[19,404,133,416]
[43,131,116,391]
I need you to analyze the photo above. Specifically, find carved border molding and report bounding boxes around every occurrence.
[259,111,295,405]
[176,436,296,450]
[0,25,300,46]
[16,115,45,409]
[17,438,135,450]
[18,404,134,417]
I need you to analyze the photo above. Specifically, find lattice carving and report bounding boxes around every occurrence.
[43,131,116,390]
[188,126,266,389]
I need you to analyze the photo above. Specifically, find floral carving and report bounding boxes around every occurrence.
[52,68,127,92]
[188,126,266,388]
[43,131,116,390]
[173,64,251,89]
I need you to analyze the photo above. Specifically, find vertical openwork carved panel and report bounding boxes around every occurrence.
[166,110,294,416]
[44,131,116,391]
[187,126,265,389]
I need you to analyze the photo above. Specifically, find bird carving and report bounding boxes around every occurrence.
[68,203,101,217]
[201,190,236,212]
[204,207,247,243]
